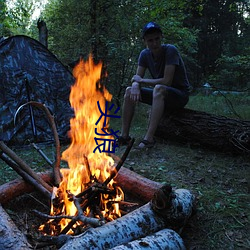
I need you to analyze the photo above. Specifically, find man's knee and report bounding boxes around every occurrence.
[124,87,132,99]
[153,84,166,98]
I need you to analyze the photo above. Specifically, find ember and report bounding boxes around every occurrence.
[39,55,124,236]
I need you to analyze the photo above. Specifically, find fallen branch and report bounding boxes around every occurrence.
[32,142,53,167]
[0,141,52,193]
[0,152,51,199]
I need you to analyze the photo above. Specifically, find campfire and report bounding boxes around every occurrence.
[0,55,196,249]
[39,55,127,236]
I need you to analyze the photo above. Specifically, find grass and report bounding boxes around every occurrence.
[0,94,249,249]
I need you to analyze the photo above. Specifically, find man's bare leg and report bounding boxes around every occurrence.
[121,87,136,138]
[138,85,166,147]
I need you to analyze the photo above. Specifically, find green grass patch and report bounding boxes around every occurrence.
[0,93,249,249]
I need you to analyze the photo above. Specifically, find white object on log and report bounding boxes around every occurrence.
[110,228,186,250]
[0,204,32,249]
[60,186,195,250]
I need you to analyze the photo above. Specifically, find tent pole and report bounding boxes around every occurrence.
[25,78,38,142]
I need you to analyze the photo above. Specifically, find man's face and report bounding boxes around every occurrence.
[143,31,162,51]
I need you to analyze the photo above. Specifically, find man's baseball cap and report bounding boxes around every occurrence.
[142,22,162,38]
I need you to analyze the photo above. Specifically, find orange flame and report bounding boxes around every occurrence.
[44,55,123,234]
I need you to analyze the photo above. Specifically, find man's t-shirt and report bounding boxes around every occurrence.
[138,44,191,91]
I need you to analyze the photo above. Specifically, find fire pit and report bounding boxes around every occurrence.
[0,167,195,249]
[0,55,196,249]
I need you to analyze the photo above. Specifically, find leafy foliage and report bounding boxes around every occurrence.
[2,0,250,96]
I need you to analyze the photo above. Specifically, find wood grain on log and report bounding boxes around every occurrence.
[0,204,32,249]
[59,186,195,249]
[0,171,53,204]
[156,108,250,154]
[110,228,185,250]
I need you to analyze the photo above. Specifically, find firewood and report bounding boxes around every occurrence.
[0,204,32,249]
[114,167,162,202]
[0,152,51,199]
[0,141,52,193]
[59,185,195,250]
[0,166,159,205]
[110,228,186,250]
[0,171,53,204]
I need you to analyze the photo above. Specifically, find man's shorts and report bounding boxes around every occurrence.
[140,87,189,112]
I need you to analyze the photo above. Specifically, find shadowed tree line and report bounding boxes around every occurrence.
[1,0,249,102]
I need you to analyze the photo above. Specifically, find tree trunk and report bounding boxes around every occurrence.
[0,204,32,249]
[155,108,250,154]
[37,19,48,47]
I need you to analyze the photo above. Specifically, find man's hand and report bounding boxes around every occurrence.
[131,74,142,83]
[130,82,141,102]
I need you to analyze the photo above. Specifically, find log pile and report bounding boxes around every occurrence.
[156,108,250,154]
[0,119,196,249]
[59,185,195,250]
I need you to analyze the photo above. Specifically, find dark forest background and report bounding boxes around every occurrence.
[1,0,249,103]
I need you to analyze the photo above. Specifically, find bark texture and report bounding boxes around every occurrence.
[110,228,185,250]
[37,19,48,47]
[0,204,32,249]
[0,167,159,205]
[59,187,195,250]
[155,108,250,154]
[0,171,53,204]
[115,166,162,202]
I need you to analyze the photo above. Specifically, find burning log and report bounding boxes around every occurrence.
[0,166,160,205]
[59,185,195,250]
[0,204,32,249]
[110,228,186,250]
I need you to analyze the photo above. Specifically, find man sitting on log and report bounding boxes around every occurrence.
[118,21,192,148]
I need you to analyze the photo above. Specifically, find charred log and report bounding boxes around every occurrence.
[155,108,250,154]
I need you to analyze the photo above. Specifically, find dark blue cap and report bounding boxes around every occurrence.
[142,22,162,38]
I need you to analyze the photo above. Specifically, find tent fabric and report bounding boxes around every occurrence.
[0,35,74,144]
